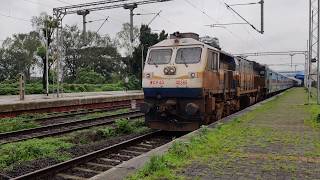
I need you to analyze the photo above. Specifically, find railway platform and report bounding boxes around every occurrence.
[0,91,143,117]
[99,88,320,180]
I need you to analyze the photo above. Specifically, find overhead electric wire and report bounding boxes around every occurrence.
[55,0,73,5]
[22,0,53,8]
[184,0,250,48]
[213,0,265,50]
[147,10,161,26]
[228,2,260,6]
[0,11,30,22]
[96,17,109,33]
[184,0,219,23]
[222,2,265,50]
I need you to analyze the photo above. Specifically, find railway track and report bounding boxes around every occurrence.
[31,104,131,123]
[4,131,175,180]
[0,111,144,145]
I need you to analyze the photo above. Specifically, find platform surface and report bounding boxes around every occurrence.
[0,91,143,113]
[0,91,142,105]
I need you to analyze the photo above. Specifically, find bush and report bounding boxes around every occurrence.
[115,119,133,134]
[101,83,124,91]
[143,156,167,175]
[0,86,18,95]
[97,127,116,138]
[169,141,191,158]
[75,68,105,84]
[124,76,141,90]
[25,83,43,94]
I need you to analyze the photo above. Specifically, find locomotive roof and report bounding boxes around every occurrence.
[150,37,296,82]
[152,38,239,58]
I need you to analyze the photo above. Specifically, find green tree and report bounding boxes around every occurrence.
[0,32,41,81]
[128,25,168,83]
[32,12,59,90]
[62,25,122,83]
[0,48,7,81]
[116,23,139,56]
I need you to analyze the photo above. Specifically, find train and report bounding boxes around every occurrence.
[141,32,297,131]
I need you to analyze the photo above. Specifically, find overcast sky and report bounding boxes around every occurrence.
[0,0,308,72]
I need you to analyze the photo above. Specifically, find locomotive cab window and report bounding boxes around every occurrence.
[207,50,219,71]
[176,47,202,64]
[148,49,172,65]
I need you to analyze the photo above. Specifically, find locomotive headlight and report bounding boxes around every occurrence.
[164,68,169,74]
[144,73,152,79]
[189,72,197,78]
[170,67,176,73]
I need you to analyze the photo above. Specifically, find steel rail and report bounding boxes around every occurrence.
[31,104,130,122]
[9,130,162,180]
[0,111,144,145]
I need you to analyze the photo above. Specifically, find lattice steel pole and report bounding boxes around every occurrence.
[317,0,320,104]
[308,0,319,104]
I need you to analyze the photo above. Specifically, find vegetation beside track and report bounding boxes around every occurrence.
[0,118,148,172]
[304,88,320,129]
[128,88,320,180]
[0,108,130,133]
[0,82,129,95]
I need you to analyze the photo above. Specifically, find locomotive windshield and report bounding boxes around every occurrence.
[176,47,202,64]
[148,49,172,65]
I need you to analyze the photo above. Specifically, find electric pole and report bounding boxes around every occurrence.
[124,3,138,43]
[45,25,49,96]
[308,0,320,104]
[260,0,264,34]
[77,9,90,45]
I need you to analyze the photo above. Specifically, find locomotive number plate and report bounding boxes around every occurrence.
[176,79,188,86]
[150,80,165,85]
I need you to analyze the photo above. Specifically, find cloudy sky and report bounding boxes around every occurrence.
[0,0,308,71]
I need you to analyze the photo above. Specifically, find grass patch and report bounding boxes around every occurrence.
[0,117,148,172]
[304,88,320,129]
[64,118,148,145]
[305,104,320,129]
[0,114,46,133]
[0,137,73,171]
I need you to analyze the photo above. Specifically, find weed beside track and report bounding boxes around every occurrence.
[0,118,149,177]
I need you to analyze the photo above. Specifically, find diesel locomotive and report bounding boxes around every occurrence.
[141,32,296,131]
